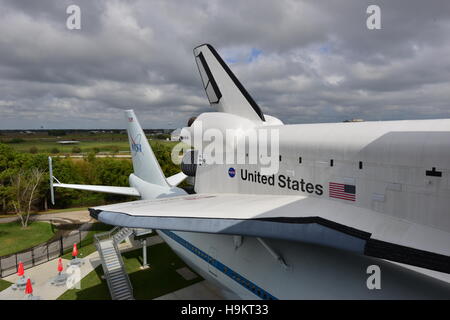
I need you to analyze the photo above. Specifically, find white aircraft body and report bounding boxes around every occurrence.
[51,44,450,299]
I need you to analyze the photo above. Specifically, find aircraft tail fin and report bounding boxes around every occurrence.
[125,109,169,187]
[193,44,265,122]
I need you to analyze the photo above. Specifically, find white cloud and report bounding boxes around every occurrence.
[0,0,449,128]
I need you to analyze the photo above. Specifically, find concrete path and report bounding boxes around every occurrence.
[0,255,100,300]
[57,154,131,159]
[0,210,91,224]
[33,210,92,223]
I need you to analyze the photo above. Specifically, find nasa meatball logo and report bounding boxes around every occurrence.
[228,167,236,178]
[130,134,142,153]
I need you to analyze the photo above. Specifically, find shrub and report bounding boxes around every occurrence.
[48,130,66,136]
[29,146,38,154]
[8,138,25,144]
[72,146,82,153]
[155,133,170,140]
[110,146,119,154]
[85,152,96,163]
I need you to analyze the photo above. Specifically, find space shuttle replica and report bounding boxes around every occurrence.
[50,44,450,299]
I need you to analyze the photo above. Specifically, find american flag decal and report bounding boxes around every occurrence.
[329,182,356,201]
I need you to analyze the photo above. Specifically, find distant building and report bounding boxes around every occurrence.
[57,140,80,144]
[171,128,182,141]
[143,129,167,134]
[343,119,364,123]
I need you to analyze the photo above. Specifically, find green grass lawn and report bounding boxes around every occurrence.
[4,137,179,155]
[0,279,12,292]
[0,221,56,256]
[57,242,203,300]
[61,223,114,259]
[6,140,130,154]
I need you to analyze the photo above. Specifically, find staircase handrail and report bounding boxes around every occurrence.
[94,227,134,300]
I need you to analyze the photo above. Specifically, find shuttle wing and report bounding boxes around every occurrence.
[90,193,450,274]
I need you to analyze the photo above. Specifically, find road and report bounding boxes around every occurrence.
[0,210,91,224]
[57,154,131,158]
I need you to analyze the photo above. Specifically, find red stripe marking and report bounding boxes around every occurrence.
[330,194,354,198]
[330,196,355,201]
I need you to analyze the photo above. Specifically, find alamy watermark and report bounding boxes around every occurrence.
[366,265,381,290]
[65,265,82,290]
[366,5,381,30]
[66,5,81,30]
[171,120,280,175]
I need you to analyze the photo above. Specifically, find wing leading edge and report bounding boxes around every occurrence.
[89,193,450,274]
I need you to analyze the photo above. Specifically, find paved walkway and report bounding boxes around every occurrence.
[0,210,91,224]
[57,154,131,159]
[0,255,100,300]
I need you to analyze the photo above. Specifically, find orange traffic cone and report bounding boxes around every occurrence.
[25,278,33,296]
[17,261,24,277]
[72,243,78,259]
[57,258,63,275]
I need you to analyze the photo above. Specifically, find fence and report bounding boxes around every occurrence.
[0,229,88,278]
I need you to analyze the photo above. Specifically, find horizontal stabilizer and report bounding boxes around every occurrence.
[54,183,140,197]
[166,172,187,187]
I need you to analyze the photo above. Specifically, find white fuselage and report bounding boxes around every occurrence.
[148,117,450,299]
[157,231,450,299]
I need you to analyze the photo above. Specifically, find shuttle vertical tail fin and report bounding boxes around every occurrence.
[125,109,169,187]
[193,44,265,122]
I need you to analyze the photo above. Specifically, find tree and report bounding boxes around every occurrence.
[10,168,45,227]
[150,141,180,177]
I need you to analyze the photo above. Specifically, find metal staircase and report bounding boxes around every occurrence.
[94,227,135,300]
[113,227,134,244]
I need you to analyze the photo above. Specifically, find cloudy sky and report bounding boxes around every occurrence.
[1,0,449,129]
